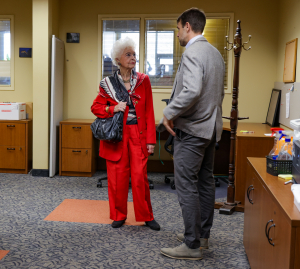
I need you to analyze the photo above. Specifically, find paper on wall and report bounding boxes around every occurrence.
[286,92,290,118]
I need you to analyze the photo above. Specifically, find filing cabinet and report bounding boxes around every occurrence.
[59,119,96,177]
[0,119,32,174]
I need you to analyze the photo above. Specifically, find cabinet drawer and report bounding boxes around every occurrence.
[61,148,91,172]
[0,123,26,146]
[62,125,92,148]
[0,146,26,169]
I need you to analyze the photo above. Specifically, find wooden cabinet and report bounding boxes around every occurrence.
[59,119,96,177]
[221,122,274,210]
[0,119,32,174]
[244,158,300,269]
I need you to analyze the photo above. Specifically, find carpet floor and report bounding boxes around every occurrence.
[0,171,250,268]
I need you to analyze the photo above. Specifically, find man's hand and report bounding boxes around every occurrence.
[163,115,175,136]
[147,144,155,154]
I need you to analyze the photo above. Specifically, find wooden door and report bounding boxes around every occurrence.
[61,125,92,148]
[0,146,26,169]
[249,174,272,269]
[271,203,292,269]
[257,184,274,269]
[0,123,26,146]
[243,162,254,254]
[61,148,91,172]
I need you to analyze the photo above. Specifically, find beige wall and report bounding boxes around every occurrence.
[58,0,280,123]
[276,0,300,82]
[1,0,283,168]
[0,0,32,102]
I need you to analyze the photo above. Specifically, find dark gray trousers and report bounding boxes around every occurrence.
[174,129,216,249]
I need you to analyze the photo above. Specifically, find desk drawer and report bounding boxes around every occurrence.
[0,123,26,146]
[0,146,25,169]
[62,125,92,148]
[61,148,91,172]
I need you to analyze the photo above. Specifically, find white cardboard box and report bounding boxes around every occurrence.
[0,102,26,120]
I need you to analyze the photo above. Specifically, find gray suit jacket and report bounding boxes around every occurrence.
[157,36,225,142]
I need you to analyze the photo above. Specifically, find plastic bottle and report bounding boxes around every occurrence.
[276,133,287,156]
[278,137,293,160]
[269,131,281,158]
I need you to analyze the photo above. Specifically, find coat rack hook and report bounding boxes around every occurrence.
[242,35,252,51]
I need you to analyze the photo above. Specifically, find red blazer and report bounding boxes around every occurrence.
[91,73,156,162]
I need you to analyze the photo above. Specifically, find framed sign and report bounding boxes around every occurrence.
[19,48,32,58]
[66,33,80,43]
[266,89,281,127]
[283,38,298,82]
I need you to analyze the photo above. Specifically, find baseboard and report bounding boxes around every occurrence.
[31,169,49,177]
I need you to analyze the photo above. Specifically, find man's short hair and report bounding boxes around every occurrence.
[177,8,206,33]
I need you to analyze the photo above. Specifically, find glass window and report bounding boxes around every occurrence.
[145,20,183,87]
[205,18,229,89]
[102,20,139,78]
[98,14,233,93]
[0,20,11,86]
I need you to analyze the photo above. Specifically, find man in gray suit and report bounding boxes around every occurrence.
[158,8,225,260]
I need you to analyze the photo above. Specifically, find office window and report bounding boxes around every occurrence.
[102,20,140,78]
[98,14,233,93]
[145,20,182,87]
[204,19,229,91]
[0,16,14,90]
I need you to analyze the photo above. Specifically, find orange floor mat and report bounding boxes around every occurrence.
[0,250,9,261]
[44,199,144,226]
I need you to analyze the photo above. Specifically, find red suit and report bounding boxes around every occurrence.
[91,73,156,222]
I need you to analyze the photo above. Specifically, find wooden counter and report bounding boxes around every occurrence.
[244,157,300,269]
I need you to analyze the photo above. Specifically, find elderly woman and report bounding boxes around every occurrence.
[91,37,160,230]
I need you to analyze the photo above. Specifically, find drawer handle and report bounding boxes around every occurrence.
[72,150,81,153]
[265,219,275,246]
[247,185,254,204]
[7,148,15,150]
[267,224,275,246]
[7,125,15,127]
[72,127,81,129]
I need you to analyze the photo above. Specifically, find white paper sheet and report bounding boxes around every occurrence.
[286,92,290,118]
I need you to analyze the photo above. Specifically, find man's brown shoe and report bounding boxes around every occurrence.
[161,243,203,260]
[177,234,209,249]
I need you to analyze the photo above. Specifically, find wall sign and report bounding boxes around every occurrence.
[66,33,80,43]
[19,48,32,58]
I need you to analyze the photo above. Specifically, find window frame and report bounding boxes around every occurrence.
[98,13,233,94]
[0,15,14,91]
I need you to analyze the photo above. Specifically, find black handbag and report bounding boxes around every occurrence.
[90,111,123,142]
[91,72,130,142]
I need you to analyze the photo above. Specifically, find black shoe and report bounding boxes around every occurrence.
[145,219,160,231]
[111,219,126,228]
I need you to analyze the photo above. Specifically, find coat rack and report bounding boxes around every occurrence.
[218,20,251,215]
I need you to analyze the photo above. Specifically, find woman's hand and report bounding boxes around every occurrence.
[147,144,155,154]
[114,101,127,113]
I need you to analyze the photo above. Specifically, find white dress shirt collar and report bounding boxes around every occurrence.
[185,34,203,49]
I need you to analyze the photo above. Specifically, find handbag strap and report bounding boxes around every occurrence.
[108,72,129,103]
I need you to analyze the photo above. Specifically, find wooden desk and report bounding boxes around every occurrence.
[154,121,273,197]
[245,158,300,269]
[222,122,274,208]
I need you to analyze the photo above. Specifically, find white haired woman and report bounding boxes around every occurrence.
[91,37,160,230]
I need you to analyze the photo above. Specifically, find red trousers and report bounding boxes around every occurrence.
[106,125,154,222]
